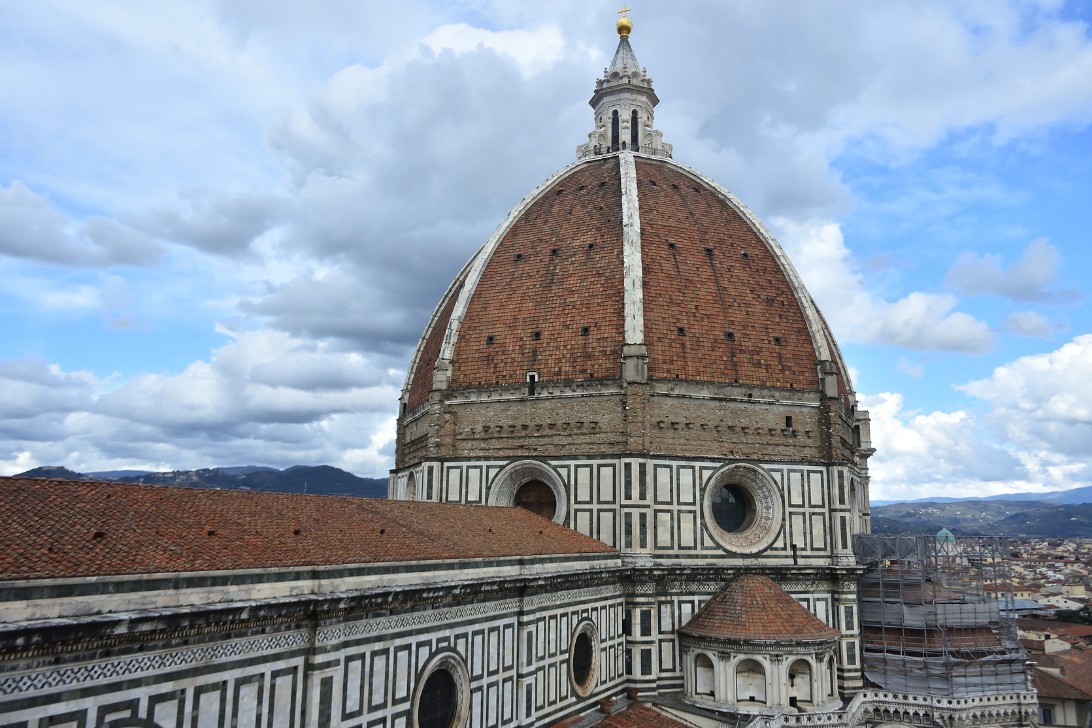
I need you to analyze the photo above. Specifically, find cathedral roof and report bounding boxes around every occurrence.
[402,20,855,414]
[595,703,692,727]
[0,477,615,580]
[404,153,854,408]
[679,573,840,642]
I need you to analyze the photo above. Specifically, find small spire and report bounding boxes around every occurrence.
[616,4,633,37]
[575,7,672,160]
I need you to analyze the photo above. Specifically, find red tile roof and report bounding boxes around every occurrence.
[594,703,692,727]
[1034,648,1092,700]
[680,574,840,642]
[0,477,616,579]
[1019,617,1092,641]
[1034,667,1092,701]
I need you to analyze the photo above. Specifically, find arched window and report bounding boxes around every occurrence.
[695,653,715,696]
[787,658,813,707]
[735,659,767,704]
[406,471,417,501]
[611,110,619,151]
[631,109,639,151]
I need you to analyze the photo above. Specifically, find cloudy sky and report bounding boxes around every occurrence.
[2,1,1091,502]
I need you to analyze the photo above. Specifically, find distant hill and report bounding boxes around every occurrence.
[14,465,387,499]
[874,484,1092,507]
[16,465,85,480]
[872,499,1092,537]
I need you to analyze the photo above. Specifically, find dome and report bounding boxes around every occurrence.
[395,19,870,476]
[403,153,854,411]
[679,574,840,643]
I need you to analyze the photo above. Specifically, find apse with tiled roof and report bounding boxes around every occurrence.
[678,575,841,713]
[393,7,873,706]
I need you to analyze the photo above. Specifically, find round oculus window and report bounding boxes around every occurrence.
[487,460,568,525]
[413,652,470,728]
[569,621,600,698]
[515,479,557,520]
[418,670,457,728]
[702,464,783,555]
[710,483,756,533]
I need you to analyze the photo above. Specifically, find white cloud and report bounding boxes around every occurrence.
[147,189,288,256]
[650,1,1092,220]
[0,328,401,476]
[1003,310,1055,338]
[960,334,1092,460]
[945,238,1078,302]
[864,336,1092,501]
[423,23,565,77]
[862,391,1027,502]
[775,219,995,352]
[0,182,162,266]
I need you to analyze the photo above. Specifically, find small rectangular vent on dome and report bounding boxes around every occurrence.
[531,330,542,341]
[580,326,590,336]
[677,326,686,336]
[486,335,495,346]
[725,331,736,341]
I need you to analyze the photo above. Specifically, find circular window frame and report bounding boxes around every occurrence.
[486,460,568,525]
[702,463,782,555]
[412,650,471,728]
[568,620,601,698]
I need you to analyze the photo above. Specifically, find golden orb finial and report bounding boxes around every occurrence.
[616,4,632,37]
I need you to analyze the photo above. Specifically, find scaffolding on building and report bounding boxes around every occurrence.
[852,534,1029,697]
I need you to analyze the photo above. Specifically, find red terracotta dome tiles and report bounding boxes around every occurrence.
[406,276,465,409]
[635,158,819,390]
[450,158,625,388]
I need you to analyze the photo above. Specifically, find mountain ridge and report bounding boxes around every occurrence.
[13,465,387,499]
[872,499,1092,537]
[873,483,1092,507]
